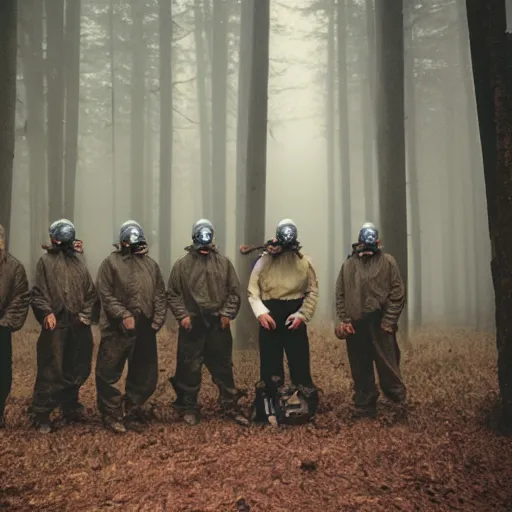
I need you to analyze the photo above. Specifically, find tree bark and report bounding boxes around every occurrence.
[63,0,82,220]
[211,0,228,250]
[45,0,65,221]
[337,0,352,256]
[375,0,409,335]
[20,0,46,272]
[238,0,270,349]
[145,87,153,244]
[159,0,173,278]
[130,0,146,225]
[109,0,118,236]
[466,0,512,422]
[194,0,212,218]
[0,0,17,248]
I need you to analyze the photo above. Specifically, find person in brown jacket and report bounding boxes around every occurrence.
[167,219,247,426]
[334,222,406,418]
[95,220,167,433]
[243,219,320,419]
[30,219,99,433]
[0,225,30,428]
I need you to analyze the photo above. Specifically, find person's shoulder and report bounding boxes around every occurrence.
[5,252,23,267]
[382,252,398,265]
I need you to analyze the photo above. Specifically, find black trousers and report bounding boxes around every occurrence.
[171,314,238,412]
[259,299,314,388]
[0,327,12,418]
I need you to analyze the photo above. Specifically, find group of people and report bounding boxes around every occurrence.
[0,216,406,433]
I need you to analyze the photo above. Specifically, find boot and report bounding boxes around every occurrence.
[34,413,52,434]
[62,402,88,424]
[183,410,199,425]
[102,415,127,434]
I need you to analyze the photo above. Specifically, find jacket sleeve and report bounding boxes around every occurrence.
[297,256,319,323]
[31,258,54,324]
[151,263,168,331]
[335,262,350,323]
[0,262,30,332]
[381,254,405,329]
[247,255,270,318]
[167,259,190,322]
[79,269,100,325]
[96,258,132,320]
[219,258,241,319]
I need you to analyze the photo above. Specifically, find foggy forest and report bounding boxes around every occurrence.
[1,0,512,510]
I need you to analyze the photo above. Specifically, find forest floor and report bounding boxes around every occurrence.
[1,325,511,511]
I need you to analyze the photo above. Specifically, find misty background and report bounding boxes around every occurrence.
[9,0,493,335]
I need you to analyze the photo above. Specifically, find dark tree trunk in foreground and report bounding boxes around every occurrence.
[211,0,228,250]
[466,0,512,423]
[45,0,65,221]
[63,0,82,220]
[237,0,270,349]
[0,0,17,248]
[375,0,409,335]
[159,0,173,278]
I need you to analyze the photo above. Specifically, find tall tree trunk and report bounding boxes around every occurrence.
[337,0,352,256]
[159,0,173,278]
[109,0,118,237]
[194,0,212,218]
[63,0,82,220]
[363,0,376,222]
[211,0,228,250]
[145,88,153,243]
[234,0,255,345]
[238,0,270,349]
[20,0,46,273]
[0,0,17,248]
[466,0,512,423]
[405,0,422,328]
[130,0,146,225]
[45,0,65,221]
[326,0,336,320]
[375,0,409,335]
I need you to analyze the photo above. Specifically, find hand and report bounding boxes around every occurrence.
[44,314,57,331]
[258,313,276,330]
[286,314,303,330]
[122,316,135,330]
[220,316,230,329]
[381,324,394,334]
[180,316,192,331]
[335,322,355,339]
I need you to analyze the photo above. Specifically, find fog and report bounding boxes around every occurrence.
[10,0,493,336]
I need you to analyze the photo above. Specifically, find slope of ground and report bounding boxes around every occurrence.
[1,327,511,511]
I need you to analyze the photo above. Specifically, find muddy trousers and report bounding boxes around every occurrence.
[171,316,239,413]
[95,318,158,420]
[31,323,93,416]
[259,299,315,388]
[0,327,12,418]
[346,314,406,410]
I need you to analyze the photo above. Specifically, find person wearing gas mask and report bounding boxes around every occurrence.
[95,220,167,433]
[0,224,30,428]
[30,219,99,433]
[242,219,320,422]
[334,222,406,418]
[167,219,247,426]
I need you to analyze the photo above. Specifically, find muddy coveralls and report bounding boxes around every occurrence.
[167,247,243,417]
[0,226,30,424]
[335,250,406,414]
[95,249,167,423]
[31,249,99,424]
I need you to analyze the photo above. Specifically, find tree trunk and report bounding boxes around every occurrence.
[375,0,409,335]
[109,0,118,237]
[0,0,17,248]
[466,0,512,423]
[234,0,255,346]
[145,88,153,243]
[63,0,82,220]
[159,0,172,278]
[20,0,46,273]
[130,0,146,224]
[337,0,352,256]
[211,0,228,250]
[326,0,336,320]
[404,0,422,328]
[194,0,212,218]
[45,0,65,221]
[238,0,270,349]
